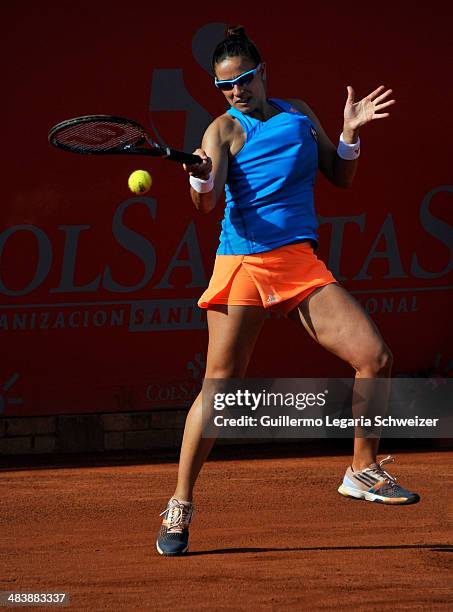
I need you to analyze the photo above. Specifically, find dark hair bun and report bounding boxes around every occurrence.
[212,25,261,70]
[225,25,248,40]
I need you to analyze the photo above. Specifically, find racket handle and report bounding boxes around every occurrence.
[166,149,203,165]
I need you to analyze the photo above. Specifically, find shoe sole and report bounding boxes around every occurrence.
[338,484,420,505]
[156,540,189,556]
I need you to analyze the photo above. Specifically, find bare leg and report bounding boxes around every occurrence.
[172,305,265,501]
[288,283,392,470]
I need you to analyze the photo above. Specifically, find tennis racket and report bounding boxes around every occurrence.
[48,115,202,165]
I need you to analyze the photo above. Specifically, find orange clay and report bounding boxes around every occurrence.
[198,241,337,316]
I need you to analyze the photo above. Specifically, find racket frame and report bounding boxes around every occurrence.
[48,115,201,164]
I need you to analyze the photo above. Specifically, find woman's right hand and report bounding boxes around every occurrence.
[183,148,212,180]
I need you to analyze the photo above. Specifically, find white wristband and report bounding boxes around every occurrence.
[337,133,361,160]
[189,173,214,194]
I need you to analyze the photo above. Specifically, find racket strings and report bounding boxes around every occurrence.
[53,121,144,152]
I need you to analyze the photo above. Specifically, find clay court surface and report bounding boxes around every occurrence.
[1,449,452,610]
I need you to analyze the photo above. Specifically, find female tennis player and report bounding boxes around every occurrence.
[156,25,420,556]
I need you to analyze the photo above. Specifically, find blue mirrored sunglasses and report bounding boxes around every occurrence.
[214,64,262,91]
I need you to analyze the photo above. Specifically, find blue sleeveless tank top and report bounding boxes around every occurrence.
[217,98,319,255]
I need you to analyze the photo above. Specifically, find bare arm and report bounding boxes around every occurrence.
[183,117,231,214]
[288,98,359,188]
[289,86,395,189]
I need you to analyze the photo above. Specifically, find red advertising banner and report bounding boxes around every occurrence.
[1,2,452,416]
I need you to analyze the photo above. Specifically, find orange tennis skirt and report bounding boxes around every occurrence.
[198,241,337,316]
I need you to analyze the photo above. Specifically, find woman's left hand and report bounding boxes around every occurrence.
[344,85,395,133]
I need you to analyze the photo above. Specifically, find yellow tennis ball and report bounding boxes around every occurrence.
[128,170,152,194]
